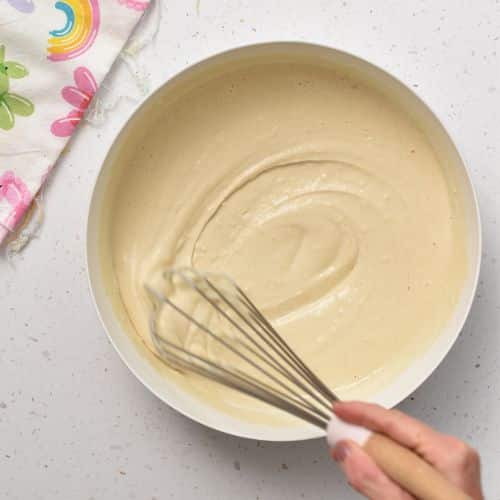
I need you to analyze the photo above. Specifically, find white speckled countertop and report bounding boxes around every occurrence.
[1,1,499,498]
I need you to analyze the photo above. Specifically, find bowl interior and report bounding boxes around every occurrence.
[87,42,481,441]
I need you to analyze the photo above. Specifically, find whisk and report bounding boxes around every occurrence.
[146,268,469,500]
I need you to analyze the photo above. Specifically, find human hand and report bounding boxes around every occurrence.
[330,401,483,500]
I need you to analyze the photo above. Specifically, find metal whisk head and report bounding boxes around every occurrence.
[146,268,338,429]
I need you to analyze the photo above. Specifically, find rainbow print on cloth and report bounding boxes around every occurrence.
[47,0,100,62]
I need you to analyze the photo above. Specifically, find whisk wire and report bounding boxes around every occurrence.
[199,274,335,412]
[147,268,339,430]
[154,279,325,417]
[150,319,330,427]
[239,290,338,405]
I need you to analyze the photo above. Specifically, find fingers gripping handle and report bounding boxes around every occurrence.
[327,415,471,500]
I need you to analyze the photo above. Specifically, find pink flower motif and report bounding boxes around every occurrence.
[117,0,149,11]
[0,170,32,237]
[51,66,97,138]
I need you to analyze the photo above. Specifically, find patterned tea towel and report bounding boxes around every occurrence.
[0,0,150,245]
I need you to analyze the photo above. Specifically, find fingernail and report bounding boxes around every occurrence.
[332,442,351,462]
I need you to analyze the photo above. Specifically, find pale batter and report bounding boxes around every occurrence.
[100,58,468,424]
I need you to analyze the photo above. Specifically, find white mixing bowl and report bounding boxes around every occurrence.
[86,42,481,441]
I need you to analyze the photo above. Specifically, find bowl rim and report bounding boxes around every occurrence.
[85,41,482,442]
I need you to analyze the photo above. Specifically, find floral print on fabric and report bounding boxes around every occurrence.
[51,66,97,137]
[0,45,35,131]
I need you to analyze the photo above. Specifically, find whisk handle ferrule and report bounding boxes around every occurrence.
[326,414,372,448]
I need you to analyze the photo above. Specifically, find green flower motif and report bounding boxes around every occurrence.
[0,45,35,131]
